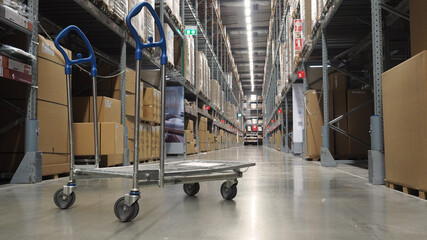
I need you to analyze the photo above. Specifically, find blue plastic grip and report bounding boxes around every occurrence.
[54,25,97,77]
[126,2,167,65]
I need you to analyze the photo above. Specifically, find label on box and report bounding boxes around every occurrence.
[4,6,28,29]
[105,99,112,108]
[8,58,31,74]
[41,42,55,56]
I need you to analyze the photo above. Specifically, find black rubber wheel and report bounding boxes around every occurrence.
[53,188,76,209]
[114,197,139,222]
[183,183,200,196]
[220,182,237,200]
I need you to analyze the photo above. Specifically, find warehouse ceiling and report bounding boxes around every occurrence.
[218,0,271,94]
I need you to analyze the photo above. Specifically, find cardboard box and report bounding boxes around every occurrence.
[73,122,124,156]
[199,142,208,152]
[382,51,427,191]
[185,119,194,131]
[38,100,69,154]
[37,58,69,104]
[42,163,69,176]
[198,130,209,143]
[38,35,71,66]
[125,93,144,117]
[126,116,135,139]
[73,96,121,123]
[347,90,372,158]
[143,105,155,122]
[42,153,69,165]
[410,0,427,56]
[100,154,123,167]
[143,87,156,106]
[304,90,323,159]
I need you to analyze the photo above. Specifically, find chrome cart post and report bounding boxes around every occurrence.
[159,64,166,188]
[52,25,97,209]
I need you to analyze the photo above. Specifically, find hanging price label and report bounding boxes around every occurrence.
[297,71,306,78]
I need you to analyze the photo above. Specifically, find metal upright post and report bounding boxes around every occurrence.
[320,31,336,167]
[120,41,129,166]
[369,0,385,185]
[194,0,200,154]
[11,0,42,183]
[285,94,289,153]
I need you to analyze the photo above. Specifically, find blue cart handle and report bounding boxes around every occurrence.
[126,2,167,65]
[54,25,97,77]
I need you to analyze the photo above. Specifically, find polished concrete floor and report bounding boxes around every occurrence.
[1,146,427,240]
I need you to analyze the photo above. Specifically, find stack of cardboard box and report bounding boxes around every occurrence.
[196,51,211,100]
[165,0,181,23]
[72,95,124,166]
[36,35,71,175]
[143,87,161,123]
[209,133,215,151]
[185,119,197,154]
[140,124,151,160]
[183,35,195,86]
[198,117,208,152]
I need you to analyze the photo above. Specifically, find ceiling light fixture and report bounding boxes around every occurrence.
[244,0,254,92]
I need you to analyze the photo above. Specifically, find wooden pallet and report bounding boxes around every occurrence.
[386,181,427,200]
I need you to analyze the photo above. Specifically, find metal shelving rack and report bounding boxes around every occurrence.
[262,0,410,185]
[243,96,263,145]
[4,0,245,183]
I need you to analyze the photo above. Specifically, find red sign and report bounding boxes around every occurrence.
[252,125,258,132]
[205,105,210,110]
[294,38,303,52]
[294,19,302,33]
[267,125,270,128]
[297,71,305,78]
[278,109,283,114]
[271,119,274,123]
[221,120,225,123]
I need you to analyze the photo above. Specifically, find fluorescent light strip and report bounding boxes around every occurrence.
[244,0,254,92]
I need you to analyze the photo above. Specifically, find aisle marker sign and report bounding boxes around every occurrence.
[185,26,197,35]
[294,19,302,33]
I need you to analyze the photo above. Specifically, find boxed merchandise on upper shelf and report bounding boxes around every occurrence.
[183,35,195,86]
[165,0,181,24]
[197,51,211,100]
[101,0,128,21]
[127,0,155,43]
[0,1,32,32]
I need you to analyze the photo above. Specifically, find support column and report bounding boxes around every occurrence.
[369,0,385,185]
[320,31,336,167]
[285,94,289,153]
[120,41,129,166]
[12,0,41,183]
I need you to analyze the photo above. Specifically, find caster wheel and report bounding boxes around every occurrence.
[114,197,139,222]
[220,182,237,200]
[53,188,76,209]
[183,183,200,196]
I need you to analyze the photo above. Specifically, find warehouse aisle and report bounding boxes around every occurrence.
[0,146,426,240]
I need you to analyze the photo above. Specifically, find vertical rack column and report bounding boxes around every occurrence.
[120,41,129,166]
[320,31,336,167]
[369,0,385,185]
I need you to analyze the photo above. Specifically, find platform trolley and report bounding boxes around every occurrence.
[52,2,255,222]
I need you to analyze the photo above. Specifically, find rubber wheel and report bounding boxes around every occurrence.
[53,188,76,209]
[183,183,200,196]
[114,197,139,222]
[220,182,237,200]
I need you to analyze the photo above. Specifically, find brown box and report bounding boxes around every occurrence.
[347,90,373,158]
[198,130,209,143]
[304,90,323,159]
[125,93,144,117]
[42,163,69,176]
[125,68,136,94]
[185,119,194,131]
[410,0,427,56]
[126,116,135,139]
[382,51,427,191]
[42,153,69,165]
[143,105,155,122]
[329,73,349,157]
[38,101,69,154]
[100,154,123,167]
[73,122,124,156]
[199,142,208,152]
[38,35,70,66]
[37,57,68,105]
[198,117,207,131]
[184,130,193,143]
[143,87,156,106]
[73,96,121,123]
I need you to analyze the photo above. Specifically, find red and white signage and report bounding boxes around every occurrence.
[252,125,258,132]
[294,38,303,52]
[294,19,302,33]
[297,71,306,78]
